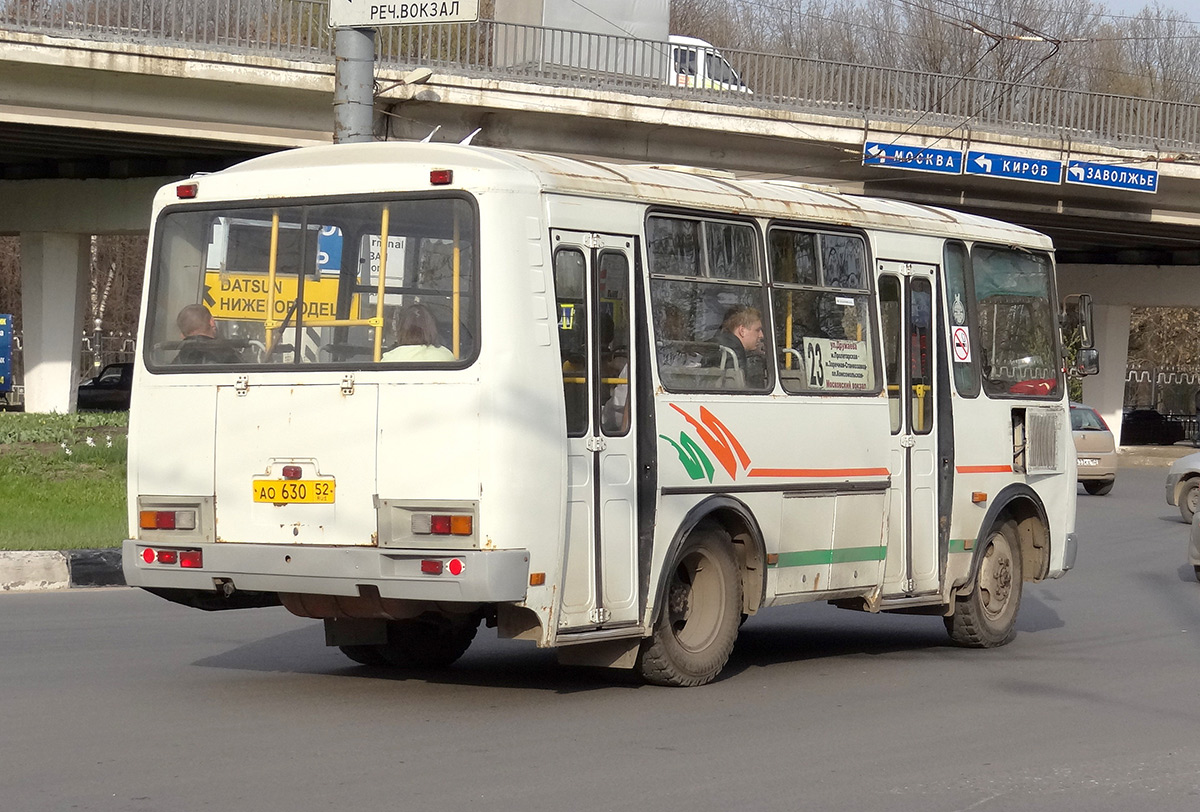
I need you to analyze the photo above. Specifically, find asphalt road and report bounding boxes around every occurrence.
[3,466,1199,812]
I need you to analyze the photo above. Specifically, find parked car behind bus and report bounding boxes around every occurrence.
[1071,403,1116,495]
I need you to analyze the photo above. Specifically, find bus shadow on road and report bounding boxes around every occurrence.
[191,623,645,693]
[190,594,1068,690]
[723,592,1065,677]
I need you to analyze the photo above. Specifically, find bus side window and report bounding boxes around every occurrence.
[554,248,589,437]
[944,242,980,397]
[648,214,770,393]
[769,227,876,396]
[879,275,903,433]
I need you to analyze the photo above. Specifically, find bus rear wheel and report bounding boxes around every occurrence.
[945,520,1022,647]
[375,616,479,669]
[637,525,742,687]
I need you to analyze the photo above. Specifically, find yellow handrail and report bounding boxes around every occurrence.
[263,212,281,351]
[372,207,390,362]
[452,212,461,358]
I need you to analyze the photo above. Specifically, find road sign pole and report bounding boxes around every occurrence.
[333,27,376,144]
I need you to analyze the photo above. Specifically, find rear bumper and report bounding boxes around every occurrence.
[1075,455,1116,482]
[122,540,529,604]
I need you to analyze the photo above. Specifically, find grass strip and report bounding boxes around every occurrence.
[0,413,128,550]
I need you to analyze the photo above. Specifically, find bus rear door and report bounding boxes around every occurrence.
[551,231,640,632]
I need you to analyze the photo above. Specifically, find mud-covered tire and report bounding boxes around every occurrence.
[376,616,479,669]
[1179,480,1200,523]
[339,644,389,667]
[945,520,1023,648]
[1082,480,1113,496]
[637,525,742,687]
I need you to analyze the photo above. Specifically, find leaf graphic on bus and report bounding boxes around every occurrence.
[660,433,715,482]
[669,404,751,480]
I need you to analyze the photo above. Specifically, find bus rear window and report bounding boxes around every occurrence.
[144,196,477,369]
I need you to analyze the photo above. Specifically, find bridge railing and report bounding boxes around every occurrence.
[3,1,1198,153]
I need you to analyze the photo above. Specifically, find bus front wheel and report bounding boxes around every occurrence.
[945,520,1023,647]
[637,525,742,687]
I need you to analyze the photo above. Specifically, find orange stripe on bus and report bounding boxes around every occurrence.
[747,467,891,478]
[955,465,1013,474]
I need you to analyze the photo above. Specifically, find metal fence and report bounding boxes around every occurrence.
[2,2,1199,153]
[0,331,136,409]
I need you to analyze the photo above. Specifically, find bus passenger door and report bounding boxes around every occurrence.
[878,263,941,598]
[552,231,640,633]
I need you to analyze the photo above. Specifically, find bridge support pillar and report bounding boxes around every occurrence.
[20,232,89,414]
[1082,303,1131,447]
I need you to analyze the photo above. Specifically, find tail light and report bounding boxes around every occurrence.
[139,510,197,531]
[412,513,473,536]
[138,547,202,569]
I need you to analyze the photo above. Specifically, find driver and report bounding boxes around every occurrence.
[174,304,241,364]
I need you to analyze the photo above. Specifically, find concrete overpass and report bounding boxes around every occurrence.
[2,14,1199,443]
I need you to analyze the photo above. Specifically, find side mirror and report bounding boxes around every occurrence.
[1074,347,1100,377]
[1062,293,1094,349]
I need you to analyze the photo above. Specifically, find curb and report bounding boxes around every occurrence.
[0,549,125,592]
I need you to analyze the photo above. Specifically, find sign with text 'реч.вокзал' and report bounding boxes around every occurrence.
[328,0,479,27]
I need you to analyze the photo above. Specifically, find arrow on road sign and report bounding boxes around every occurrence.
[974,155,993,173]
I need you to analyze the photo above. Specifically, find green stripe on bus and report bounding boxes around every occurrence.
[949,539,971,553]
[773,547,887,568]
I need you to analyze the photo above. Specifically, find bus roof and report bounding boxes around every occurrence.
[190,142,1054,250]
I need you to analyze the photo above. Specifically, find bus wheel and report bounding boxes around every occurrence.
[637,525,742,687]
[377,616,480,669]
[945,520,1022,648]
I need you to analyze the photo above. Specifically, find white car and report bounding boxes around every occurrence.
[1165,451,1200,522]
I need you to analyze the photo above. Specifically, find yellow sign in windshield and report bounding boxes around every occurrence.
[205,272,353,322]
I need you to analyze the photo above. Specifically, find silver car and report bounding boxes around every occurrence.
[1071,403,1116,495]
[1165,451,1200,523]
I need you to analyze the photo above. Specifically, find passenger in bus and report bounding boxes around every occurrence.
[713,305,765,387]
[599,315,630,433]
[382,303,455,362]
[174,304,242,364]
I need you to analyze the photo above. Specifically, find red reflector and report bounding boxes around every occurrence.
[429,515,452,535]
[448,558,464,576]
[176,182,198,199]
[429,168,453,185]
[155,512,176,530]
[179,550,203,569]
[156,549,178,565]
[142,548,155,564]
[420,559,444,575]
[281,465,302,480]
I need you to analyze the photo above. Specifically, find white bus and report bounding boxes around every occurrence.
[123,142,1094,686]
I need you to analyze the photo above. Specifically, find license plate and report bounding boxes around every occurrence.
[1078,458,1099,466]
[253,479,335,504]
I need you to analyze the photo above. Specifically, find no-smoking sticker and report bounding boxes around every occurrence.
[951,326,971,362]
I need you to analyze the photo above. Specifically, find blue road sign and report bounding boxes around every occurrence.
[863,142,963,174]
[0,314,12,394]
[966,151,1062,184]
[1065,160,1158,194]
